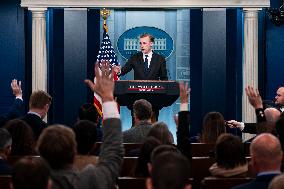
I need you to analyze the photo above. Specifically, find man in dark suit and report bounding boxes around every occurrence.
[114,33,168,121]
[0,79,24,127]
[114,33,168,81]
[232,133,282,189]
[22,90,52,140]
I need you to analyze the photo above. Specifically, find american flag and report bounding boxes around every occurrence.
[96,29,119,68]
[94,26,120,117]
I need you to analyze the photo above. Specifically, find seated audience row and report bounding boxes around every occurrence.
[3,69,284,189]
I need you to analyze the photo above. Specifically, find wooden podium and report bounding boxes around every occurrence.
[114,80,179,110]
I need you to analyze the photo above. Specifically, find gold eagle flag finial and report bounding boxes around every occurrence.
[100,8,110,33]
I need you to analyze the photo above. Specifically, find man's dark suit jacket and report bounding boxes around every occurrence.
[120,52,168,80]
[22,113,47,140]
[0,159,12,175]
[123,121,152,143]
[242,108,267,134]
[0,98,24,127]
[232,173,279,189]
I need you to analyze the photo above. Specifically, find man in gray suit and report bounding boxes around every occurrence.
[123,99,153,143]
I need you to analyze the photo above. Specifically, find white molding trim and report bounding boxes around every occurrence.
[21,0,270,8]
[28,7,47,11]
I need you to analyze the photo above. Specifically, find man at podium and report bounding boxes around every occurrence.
[113,33,168,122]
[113,33,168,81]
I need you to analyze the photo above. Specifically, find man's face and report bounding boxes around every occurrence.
[140,36,153,54]
[275,87,284,106]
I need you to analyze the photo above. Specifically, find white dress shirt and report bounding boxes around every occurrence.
[143,51,153,69]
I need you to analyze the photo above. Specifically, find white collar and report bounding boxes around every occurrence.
[143,51,153,60]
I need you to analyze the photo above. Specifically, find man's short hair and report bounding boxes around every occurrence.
[151,151,190,189]
[140,33,155,43]
[150,144,180,163]
[12,157,50,189]
[37,125,76,169]
[73,120,97,154]
[29,90,52,109]
[133,99,152,121]
[0,128,12,150]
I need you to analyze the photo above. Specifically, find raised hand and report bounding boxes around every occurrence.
[179,81,190,104]
[84,61,114,102]
[245,86,263,109]
[11,79,22,98]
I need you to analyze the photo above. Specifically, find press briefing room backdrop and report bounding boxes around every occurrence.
[1,0,284,141]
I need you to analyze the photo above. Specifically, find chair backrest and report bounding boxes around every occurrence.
[120,156,254,187]
[117,177,146,189]
[116,177,194,189]
[190,157,215,178]
[93,143,142,157]
[121,157,138,176]
[191,157,254,177]
[7,155,40,166]
[191,143,215,157]
[0,175,11,189]
[190,157,215,188]
[200,176,253,189]
[123,143,142,156]
[191,143,251,157]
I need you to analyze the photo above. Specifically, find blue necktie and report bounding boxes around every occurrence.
[144,55,149,75]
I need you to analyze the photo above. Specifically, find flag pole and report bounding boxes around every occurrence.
[96,8,120,114]
[93,8,111,118]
